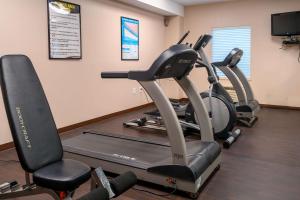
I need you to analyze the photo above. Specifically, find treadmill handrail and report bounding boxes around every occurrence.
[211,62,224,67]
[230,66,255,102]
[216,66,248,104]
[101,71,129,79]
[176,76,214,142]
[139,81,188,165]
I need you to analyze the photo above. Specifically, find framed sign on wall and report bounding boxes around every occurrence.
[47,0,82,59]
[121,17,139,60]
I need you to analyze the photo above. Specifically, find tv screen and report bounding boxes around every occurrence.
[271,11,300,36]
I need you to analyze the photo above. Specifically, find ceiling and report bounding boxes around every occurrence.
[172,0,235,6]
[117,0,237,17]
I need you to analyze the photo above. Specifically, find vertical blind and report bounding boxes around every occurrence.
[212,26,251,78]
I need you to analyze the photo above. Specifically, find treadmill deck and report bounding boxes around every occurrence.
[63,131,172,169]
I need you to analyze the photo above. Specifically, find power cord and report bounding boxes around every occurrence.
[132,185,177,198]
[279,43,288,50]
[280,41,300,63]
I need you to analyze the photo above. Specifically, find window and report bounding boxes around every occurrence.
[212,26,251,78]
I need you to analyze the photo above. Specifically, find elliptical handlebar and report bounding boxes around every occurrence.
[193,34,212,51]
[177,31,190,44]
[193,34,219,84]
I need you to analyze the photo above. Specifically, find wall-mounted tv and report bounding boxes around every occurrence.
[271,11,300,36]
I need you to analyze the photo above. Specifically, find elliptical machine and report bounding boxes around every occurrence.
[124,32,241,148]
[184,35,241,144]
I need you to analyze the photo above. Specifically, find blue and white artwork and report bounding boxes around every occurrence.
[121,17,139,60]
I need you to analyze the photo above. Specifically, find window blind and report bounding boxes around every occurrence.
[212,26,251,78]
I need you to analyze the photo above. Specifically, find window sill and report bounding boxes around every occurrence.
[219,77,252,81]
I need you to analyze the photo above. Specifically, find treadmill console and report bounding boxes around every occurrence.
[126,44,198,81]
[223,48,243,68]
[102,31,198,81]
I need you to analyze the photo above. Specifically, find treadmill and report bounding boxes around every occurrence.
[212,48,260,127]
[63,43,221,197]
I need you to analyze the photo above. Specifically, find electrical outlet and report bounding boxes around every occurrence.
[132,87,137,94]
[138,87,143,93]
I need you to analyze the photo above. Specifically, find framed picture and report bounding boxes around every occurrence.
[121,17,139,60]
[47,0,82,59]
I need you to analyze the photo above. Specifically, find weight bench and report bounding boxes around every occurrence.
[0,55,137,200]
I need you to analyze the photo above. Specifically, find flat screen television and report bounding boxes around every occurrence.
[271,11,300,36]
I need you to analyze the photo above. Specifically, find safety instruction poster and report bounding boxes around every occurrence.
[48,0,81,59]
[121,17,139,60]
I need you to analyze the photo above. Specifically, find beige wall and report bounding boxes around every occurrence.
[1,0,299,145]
[160,16,185,98]
[0,0,166,145]
[184,0,300,106]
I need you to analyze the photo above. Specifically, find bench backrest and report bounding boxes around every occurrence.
[0,55,63,172]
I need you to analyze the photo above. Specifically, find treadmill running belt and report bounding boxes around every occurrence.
[63,132,172,170]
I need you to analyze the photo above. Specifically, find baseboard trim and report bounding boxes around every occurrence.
[2,101,298,152]
[58,102,154,133]
[0,142,14,152]
[0,102,154,152]
[179,99,300,111]
[260,104,300,110]
[179,97,188,102]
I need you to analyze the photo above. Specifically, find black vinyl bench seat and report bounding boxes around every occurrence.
[0,55,136,199]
